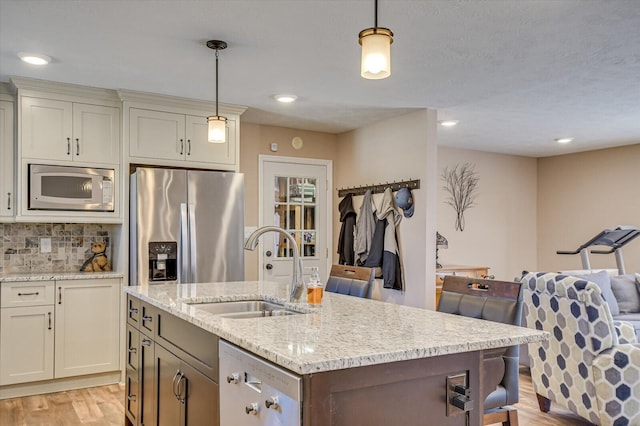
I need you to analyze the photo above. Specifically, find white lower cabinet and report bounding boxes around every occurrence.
[0,278,121,387]
[54,279,120,378]
[0,305,54,385]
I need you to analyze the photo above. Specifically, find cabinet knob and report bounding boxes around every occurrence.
[76,138,80,155]
[127,394,137,402]
[128,347,137,354]
[179,139,184,155]
[226,373,240,384]
[141,339,151,347]
[6,192,10,210]
[142,315,152,323]
[265,396,279,409]
[245,402,259,415]
[67,137,71,155]
[129,307,138,315]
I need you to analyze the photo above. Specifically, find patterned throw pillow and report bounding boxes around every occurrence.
[569,270,619,316]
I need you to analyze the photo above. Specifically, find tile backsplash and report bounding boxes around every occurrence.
[1,223,114,274]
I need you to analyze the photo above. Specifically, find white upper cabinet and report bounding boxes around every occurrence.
[121,90,245,171]
[21,97,119,165]
[0,97,15,221]
[129,108,186,161]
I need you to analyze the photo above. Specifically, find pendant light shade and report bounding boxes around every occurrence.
[206,40,228,143]
[207,116,227,142]
[359,0,393,80]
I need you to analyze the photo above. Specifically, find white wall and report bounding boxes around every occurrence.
[437,147,538,281]
[335,109,438,309]
[538,143,640,274]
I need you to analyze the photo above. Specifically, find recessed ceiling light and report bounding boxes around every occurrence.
[274,94,297,103]
[555,137,574,144]
[439,120,459,127]
[18,52,51,65]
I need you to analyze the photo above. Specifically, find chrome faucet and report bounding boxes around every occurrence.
[244,226,304,302]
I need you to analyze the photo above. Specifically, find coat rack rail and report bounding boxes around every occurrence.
[337,179,420,197]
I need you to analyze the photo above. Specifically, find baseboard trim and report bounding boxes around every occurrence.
[0,371,122,399]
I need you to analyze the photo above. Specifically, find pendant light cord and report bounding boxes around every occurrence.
[215,49,220,117]
[374,0,378,29]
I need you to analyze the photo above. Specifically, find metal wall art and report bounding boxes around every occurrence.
[441,163,479,231]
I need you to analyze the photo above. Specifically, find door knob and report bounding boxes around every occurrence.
[266,263,273,270]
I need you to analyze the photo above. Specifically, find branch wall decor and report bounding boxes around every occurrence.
[441,163,479,231]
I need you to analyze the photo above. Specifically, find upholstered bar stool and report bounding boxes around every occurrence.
[438,275,524,426]
[325,265,375,298]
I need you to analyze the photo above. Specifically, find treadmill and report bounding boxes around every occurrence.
[557,225,639,275]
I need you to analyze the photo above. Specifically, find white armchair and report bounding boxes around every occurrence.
[521,272,640,425]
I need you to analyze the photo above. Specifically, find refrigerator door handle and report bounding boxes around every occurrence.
[188,203,197,282]
[179,203,189,283]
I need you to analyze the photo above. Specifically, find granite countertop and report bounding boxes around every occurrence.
[125,281,548,375]
[0,272,125,282]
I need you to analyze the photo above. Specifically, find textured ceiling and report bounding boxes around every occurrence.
[1,0,639,157]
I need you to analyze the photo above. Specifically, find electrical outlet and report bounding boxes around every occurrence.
[40,238,52,253]
[446,372,470,416]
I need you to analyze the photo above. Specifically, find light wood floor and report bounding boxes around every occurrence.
[0,371,591,425]
[0,384,124,426]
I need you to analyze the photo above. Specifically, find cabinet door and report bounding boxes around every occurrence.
[73,103,120,164]
[0,305,54,385]
[185,115,237,168]
[181,361,219,426]
[129,108,186,161]
[54,279,120,378]
[21,97,73,161]
[140,334,156,426]
[156,345,182,426]
[0,100,14,219]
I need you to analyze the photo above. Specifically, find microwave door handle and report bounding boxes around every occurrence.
[179,203,189,284]
[188,204,197,283]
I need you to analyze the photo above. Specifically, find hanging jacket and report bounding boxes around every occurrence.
[354,190,376,265]
[377,188,404,290]
[337,193,356,265]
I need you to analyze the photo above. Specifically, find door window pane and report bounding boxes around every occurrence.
[274,175,319,259]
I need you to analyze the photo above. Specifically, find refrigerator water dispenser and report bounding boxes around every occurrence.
[149,242,177,281]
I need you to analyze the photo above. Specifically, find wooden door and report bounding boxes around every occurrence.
[261,156,331,284]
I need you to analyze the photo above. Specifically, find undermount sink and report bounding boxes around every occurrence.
[187,300,303,319]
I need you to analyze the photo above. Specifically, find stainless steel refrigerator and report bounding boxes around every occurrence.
[130,167,245,286]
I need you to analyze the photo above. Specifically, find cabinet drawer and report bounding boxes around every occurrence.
[140,301,156,336]
[156,310,219,382]
[127,295,141,327]
[1,281,55,307]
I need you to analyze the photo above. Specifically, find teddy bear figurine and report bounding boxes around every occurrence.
[80,241,112,272]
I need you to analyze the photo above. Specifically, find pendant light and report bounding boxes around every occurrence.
[206,40,228,143]
[358,0,393,79]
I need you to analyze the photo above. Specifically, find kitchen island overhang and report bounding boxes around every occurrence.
[124,280,547,376]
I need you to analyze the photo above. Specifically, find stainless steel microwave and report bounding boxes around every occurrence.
[29,164,115,212]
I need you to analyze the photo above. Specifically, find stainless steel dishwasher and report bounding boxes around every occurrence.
[219,341,302,425]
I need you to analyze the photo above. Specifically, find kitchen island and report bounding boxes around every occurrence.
[124,281,547,426]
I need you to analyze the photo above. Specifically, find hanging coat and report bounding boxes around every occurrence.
[354,190,376,265]
[337,193,356,265]
[377,188,404,290]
